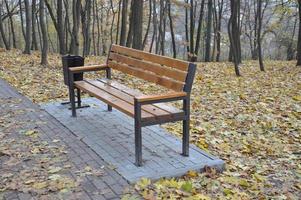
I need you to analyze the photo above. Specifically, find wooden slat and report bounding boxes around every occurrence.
[109,53,187,82]
[108,60,184,91]
[136,92,187,103]
[111,45,189,72]
[69,64,108,73]
[74,81,154,119]
[86,80,171,117]
[98,78,184,115]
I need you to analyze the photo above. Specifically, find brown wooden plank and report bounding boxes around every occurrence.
[69,64,108,73]
[74,81,154,119]
[109,53,187,82]
[86,80,171,117]
[111,45,189,72]
[108,60,184,91]
[136,92,187,103]
[98,78,184,115]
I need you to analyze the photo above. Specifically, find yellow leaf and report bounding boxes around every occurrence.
[135,178,151,190]
[239,179,249,188]
[24,130,38,136]
[292,95,301,101]
[186,194,210,200]
[32,181,48,189]
[48,166,62,174]
[223,188,233,196]
[186,170,198,178]
[253,173,265,182]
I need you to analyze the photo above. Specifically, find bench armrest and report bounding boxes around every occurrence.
[135,92,187,104]
[69,64,108,73]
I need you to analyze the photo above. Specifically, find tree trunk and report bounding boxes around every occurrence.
[189,0,194,55]
[0,6,10,50]
[95,0,101,55]
[57,0,65,54]
[149,0,157,53]
[257,0,264,71]
[4,0,16,49]
[19,0,26,40]
[142,0,152,49]
[70,0,81,55]
[287,17,297,60]
[40,0,48,65]
[297,0,301,66]
[167,0,176,58]
[82,0,92,56]
[205,0,213,62]
[194,0,205,58]
[119,0,128,46]
[215,0,223,61]
[228,0,240,76]
[115,0,122,44]
[31,0,38,50]
[126,0,134,47]
[24,0,32,54]
[185,0,189,54]
[131,0,143,49]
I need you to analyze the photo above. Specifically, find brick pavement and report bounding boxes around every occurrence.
[0,78,131,200]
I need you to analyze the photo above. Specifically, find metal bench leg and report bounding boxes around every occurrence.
[70,88,76,117]
[106,68,112,112]
[182,98,190,156]
[69,71,76,117]
[77,88,81,107]
[134,99,142,166]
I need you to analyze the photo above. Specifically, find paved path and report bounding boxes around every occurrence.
[42,98,224,183]
[0,79,131,200]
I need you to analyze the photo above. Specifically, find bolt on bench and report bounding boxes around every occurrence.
[68,45,197,166]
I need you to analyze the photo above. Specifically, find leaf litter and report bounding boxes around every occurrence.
[0,49,300,199]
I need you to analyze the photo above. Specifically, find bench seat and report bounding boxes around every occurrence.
[75,79,185,126]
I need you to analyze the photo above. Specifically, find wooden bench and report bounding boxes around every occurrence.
[68,45,197,166]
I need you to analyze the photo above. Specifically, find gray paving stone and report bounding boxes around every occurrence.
[41,97,225,183]
[0,78,130,199]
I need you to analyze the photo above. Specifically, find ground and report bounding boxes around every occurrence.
[0,49,300,199]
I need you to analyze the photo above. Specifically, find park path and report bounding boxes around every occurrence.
[0,78,131,200]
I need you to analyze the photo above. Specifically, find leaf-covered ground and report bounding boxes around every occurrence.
[0,49,300,199]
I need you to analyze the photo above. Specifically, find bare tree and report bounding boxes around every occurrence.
[167,0,176,58]
[4,0,16,48]
[119,0,128,46]
[256,0,264,71]
[40,0,48,65]
[31,0,38,50]
[205,0,213,62]
[70,0,81,55]
[24,0,32,54]
[228,0,241,76]
[82,0,92,56]
[131,0,143,49]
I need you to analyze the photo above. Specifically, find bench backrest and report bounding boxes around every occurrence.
[107,45,197,93]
